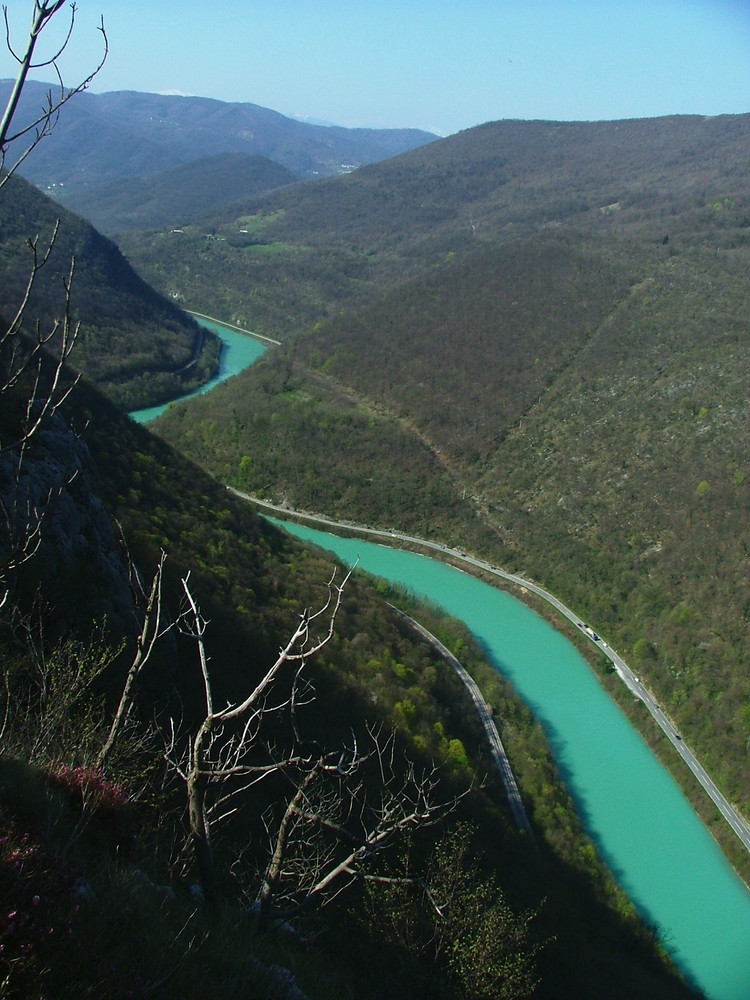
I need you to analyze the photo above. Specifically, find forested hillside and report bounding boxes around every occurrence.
[119,113,750,335]
[0,172,221,410]
[62,152,298,234]
[140,114,750,877]
[1,332,700,997]
[0,43,702,995]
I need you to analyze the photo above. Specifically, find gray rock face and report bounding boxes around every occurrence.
[0,412,134,632]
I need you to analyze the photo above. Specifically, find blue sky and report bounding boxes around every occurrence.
[5,0,750,135]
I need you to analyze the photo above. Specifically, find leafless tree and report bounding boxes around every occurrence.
[253,725,457,933]
[0,230,80,603]
[95,546,169,770]
[165,567,353,907]
[0,1,108,186]
[0,612,118,761]
[0,1,106,609]
[0,537,169,767]
[165,567,460,920]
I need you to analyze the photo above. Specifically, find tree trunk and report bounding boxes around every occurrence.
[188,769,217,907]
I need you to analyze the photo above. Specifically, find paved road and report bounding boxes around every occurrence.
[229,488,750,857]
[186,309,282,346]
[389,605,536,843]
[174,324,204,373]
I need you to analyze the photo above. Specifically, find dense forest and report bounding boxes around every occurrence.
[1,345,698,996]
[1,8,746,993]
[0,172,221,410]
[136,114,750,880]
[118,113,750,335]
[61,152,299,234]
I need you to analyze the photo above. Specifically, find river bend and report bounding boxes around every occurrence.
[135,316,750,998]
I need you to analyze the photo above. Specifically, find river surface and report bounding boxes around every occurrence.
[129,317,267,424]
[270,519,750,1000]
[128,316,750,996]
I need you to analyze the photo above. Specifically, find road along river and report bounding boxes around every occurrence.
[260,516,750,1000]
[236,495,750,858]
[129,315,270,424]
[128,317,750,996]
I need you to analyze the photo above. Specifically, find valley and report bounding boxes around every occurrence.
[135,307,750,995]
[134,117,749,895]
[2,40,748,995]
[241,490,750,864]
[270,514,750,1000]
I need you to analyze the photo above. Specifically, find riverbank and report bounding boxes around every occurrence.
[185,310,282,346]
[130,316,269,424]
[228,489,750,885]
[130,321,750,995]
[390,603,536,841]
[260,512,750,1000]
[229,490,750,858]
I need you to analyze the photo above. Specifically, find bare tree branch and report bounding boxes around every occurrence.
[0,0,108,607]
[96,548,169,770]
[254,726,466,930]
[163,562,465,926]
[165,566,360,908]
[1,235,81,459]
[215,565,353,727]
[0,2,108,186]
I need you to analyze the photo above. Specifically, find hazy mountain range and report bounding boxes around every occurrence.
[0,79,436,192]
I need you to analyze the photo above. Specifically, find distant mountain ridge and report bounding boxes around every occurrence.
[0,80,437,196]
[117,111,750,338]
[61,152,298,233]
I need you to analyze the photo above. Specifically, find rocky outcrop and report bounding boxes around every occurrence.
[0,410,134,634]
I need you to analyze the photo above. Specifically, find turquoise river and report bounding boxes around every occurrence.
[272,519,750,1000]
[129,316,268,425]
[133,317,750,997]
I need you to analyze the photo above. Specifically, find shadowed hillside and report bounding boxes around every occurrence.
[0,172,220,409]
[62,152,299,233]
[0,352,699,998]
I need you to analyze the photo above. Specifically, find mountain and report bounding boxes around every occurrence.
[1,70,701,995]
[0,172,220,409]
[0,80,437,197]
[117,112,750,337]
[60,152,298,233]
[139,113,750,880]
[0,346,698,1000]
